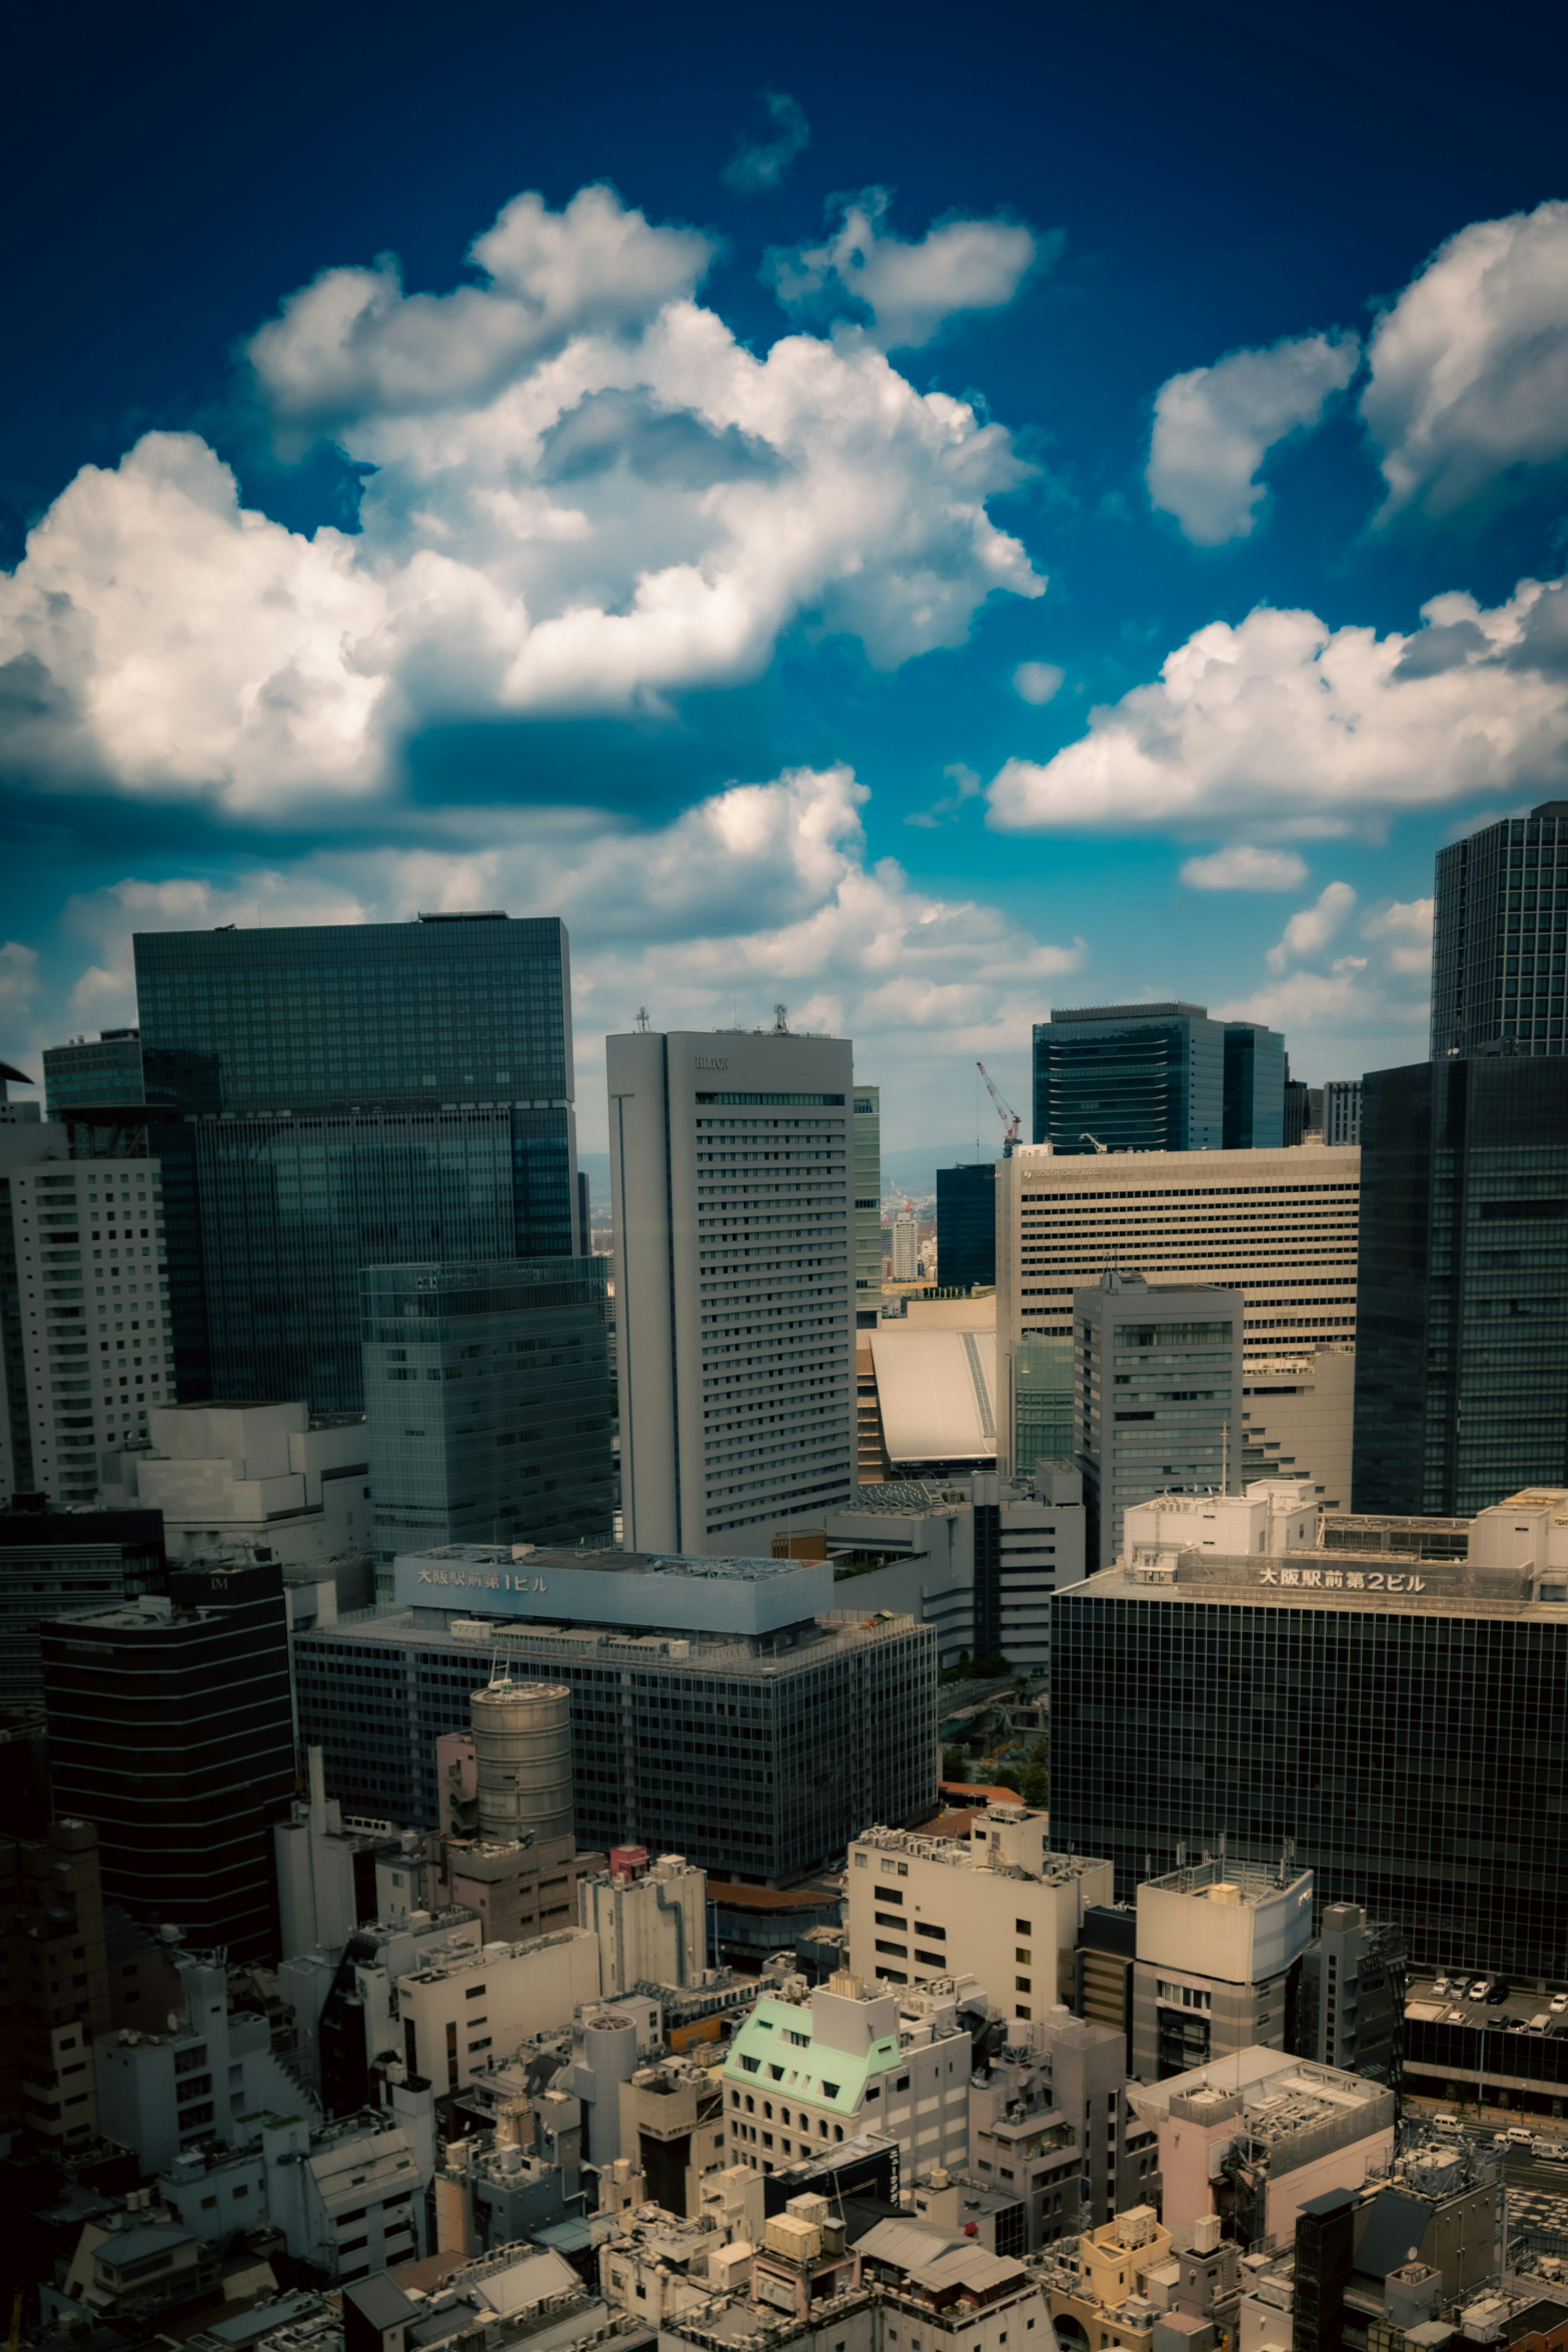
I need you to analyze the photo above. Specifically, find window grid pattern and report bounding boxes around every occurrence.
[1431,805,1568,1060]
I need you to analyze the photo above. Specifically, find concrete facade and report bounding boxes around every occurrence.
[103,1399,370,1565]
[1241,1348,1355,1509]
[607,1027,856,1555]
[848,1817,1113,2018]
[396,1928,601,2092]
[582,1851,707,1998]
[1133,1857,1316,2082]
[1076,1273,1245,1572]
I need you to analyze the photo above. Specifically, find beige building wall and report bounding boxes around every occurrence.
[1241,1346,1355,1509]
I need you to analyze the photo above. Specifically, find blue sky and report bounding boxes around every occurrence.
[4,0,1568,1152]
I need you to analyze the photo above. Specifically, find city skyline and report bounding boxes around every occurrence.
[3,5,1568,1149]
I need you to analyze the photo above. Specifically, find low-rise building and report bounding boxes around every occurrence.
[722,1971,980,2181]
[277,1909,481,2111]
[396,1927,601,2094]
[276,1748,401,1960]
[849,1817,1114,2019]
[580,1848,707,1998]
[969,2009,1138,2245]
[1121,1479,1322,1572]
[1127,2048,1397,2248]
[94,1946,317,2174]
[618,2054,726,2217]
[1132,1855,1316,2081]
[1296,1903,1405,2085]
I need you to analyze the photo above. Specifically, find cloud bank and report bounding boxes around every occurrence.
[988,574,1568,838]
[0,184,1042,813]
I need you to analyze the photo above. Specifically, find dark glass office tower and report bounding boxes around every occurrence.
[133,915,581,1413]
[134,913,574,1118]
[40,1561,294,1962]
[43,1030,147,1116]
[1033,1003,1225,1154]
[362,1255,614,1599]
[1353,1055,1568,1515]
[936,1162,997,1288]
[1221,1022,1285,1148]
[191,1105,573,1412]
[1052,1559,1568,1978]
[1431,800,1568,1059]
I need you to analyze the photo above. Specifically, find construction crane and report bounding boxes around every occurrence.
[1080,1132,1109,1154]
[976,1062,1022,1156]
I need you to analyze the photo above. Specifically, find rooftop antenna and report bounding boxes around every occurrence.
[635,1006,650,1033]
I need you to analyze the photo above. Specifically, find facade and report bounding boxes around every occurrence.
[1323,1080,1363,1146]
[1076,1272,1244,1570]
[1296,1902,1405,2085]
[134,911,575,1119]
[803,1463,1088,1673]
[100,1398,370,1566]
[1127,2048,1396,2248]
[1240,1347,1354,1508]
[44,1030,148,1116]
[855,1087,882,1329]
[607,1028,856,1555]
[294,1552,937,1879]
[847,1816,1112,2015]
[1131,1855,1316,2080]
[1222,1024,1287,1149]
[936,1164,997,1291]
[967,2009,1134,2241]
[396,1928,601,2092]
[0,1508,167,1713]
[6,1154,173,1503]
[1032,1002,1226,1155]
[866,1321,998,1475]
[1430,798,1568,1058]
[891,1214,920,1283]
[1049,1537,1568,1974]
[131,913,580,1414]
[41,1561,295,1960]
[1354,1055,1568,1515]
[581,1849,707,1997]
[996,1139,1360,1368]
[94,1944,316,2173]
[721,1971,978,2178]
[362,1256,613,1598]
[186,1105,576,1415]
[0,1816,111,2145]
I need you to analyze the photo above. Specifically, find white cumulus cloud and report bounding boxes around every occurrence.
[1360,894,1434,973]
[1146,331,1360,544]
[1362,200,1568,517]
[1266,880,1355,971]
[0,185,1043,812]
[1013,660,1064,705]
[766,189,1046,350]
[1179,844,1309,892]
[987,575,1568,839]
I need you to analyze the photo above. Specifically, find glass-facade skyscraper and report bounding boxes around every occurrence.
[1033,1003,1225,1154]
[1051,1561,1568,1978]
[131,915,581,1415]
[1074,1270,1243,1568]
[1431,799,1568,1058]
[936,1162,997,1291]
[1221,1022,1285,1148]
[362,1255,614,1598]
[43,1030,147,1116]
[1353,1054,1568,1516]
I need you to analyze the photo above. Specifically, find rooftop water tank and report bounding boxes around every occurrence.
[470,1678,573,1846]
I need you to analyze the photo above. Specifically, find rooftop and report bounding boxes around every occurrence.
[1128,2048,1396,2133]
[299,1604,928,1677]
[1143,1855,1312,1909]
[1072,1550,1568,1622]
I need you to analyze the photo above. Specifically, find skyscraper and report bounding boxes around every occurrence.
[1221,1022,1286,1148]
[607,1027,855,1554]
[1033,1003,1225,1154]
[41,1560,294,1961]
[43,1029,148,1117]
[361,1255,614,1597]
[853,1085,882,1328]
[936,1162,998,1290]
[1074,1271,1244,1569]
[131,914,581,1413]
[4,1150,175,1505]
[1430,799,1568,1058]
[1353,1054,1568,1515]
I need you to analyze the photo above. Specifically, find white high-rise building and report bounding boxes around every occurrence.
[6,1151,174,1505]
[891,1213,920,1282]
[607,1028,856,1554]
